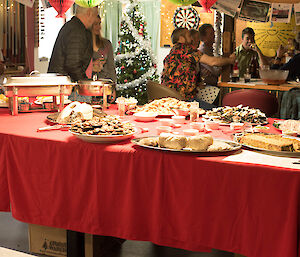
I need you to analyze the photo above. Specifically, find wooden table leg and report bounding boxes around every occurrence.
[67,230,85,257]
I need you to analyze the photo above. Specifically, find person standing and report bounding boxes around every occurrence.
[91,15,116,102]
[198,24,222,104]
[48,6,99,102]
[161,28,235,109]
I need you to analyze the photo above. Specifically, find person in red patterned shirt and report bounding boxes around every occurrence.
[161,28,235,109]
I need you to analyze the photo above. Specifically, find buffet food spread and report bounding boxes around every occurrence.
[1,80,300,157]
[134,97,205,116]
[70,115,135,136]
[204,105,267,124]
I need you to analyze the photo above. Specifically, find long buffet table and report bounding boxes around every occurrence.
[1,107,300,257]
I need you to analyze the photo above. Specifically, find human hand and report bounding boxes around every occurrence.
[229,53,236,64]
[276,45,286,58]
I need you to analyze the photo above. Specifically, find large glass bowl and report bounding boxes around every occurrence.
[259,69,289,85]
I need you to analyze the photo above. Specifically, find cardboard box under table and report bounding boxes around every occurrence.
[28,224,124,257]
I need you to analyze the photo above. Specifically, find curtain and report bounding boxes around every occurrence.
[102,0,160,55]
[139,0,161,54]
[101,0,123,51]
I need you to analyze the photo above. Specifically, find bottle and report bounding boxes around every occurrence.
[244,68,251,83]
[189,101,199,122]
[250,55,259,78]
[231,60,239,82]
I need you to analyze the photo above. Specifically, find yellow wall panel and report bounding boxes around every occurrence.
[160,0,214,47]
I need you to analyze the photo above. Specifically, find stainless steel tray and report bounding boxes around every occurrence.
[132,137,241,155]
[241,143,300,157]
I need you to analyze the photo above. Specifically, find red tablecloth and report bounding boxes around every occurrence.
[0,107,300,257]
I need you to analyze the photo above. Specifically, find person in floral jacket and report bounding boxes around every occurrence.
[161,28,235,108]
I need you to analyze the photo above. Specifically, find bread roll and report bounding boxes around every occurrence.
[139,137,159,147]
[159,133,187,150]
[186,134,213,151]
[207,141,233,152]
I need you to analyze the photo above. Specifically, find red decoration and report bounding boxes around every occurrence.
[133,69,137,74]
[124,79,128,83]
[49,0,75,18]
[198,0,217,12]
[121,66,125,69]
[154,64,157,68]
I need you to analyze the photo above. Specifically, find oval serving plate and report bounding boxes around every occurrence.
[235,133,300,157]
[46,109,107,125]
[132,137,241,155]
[70,128,137,143]
[202,117,268,126]
[240,143,300,157]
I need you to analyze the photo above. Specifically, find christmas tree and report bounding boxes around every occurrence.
[115,0,158,105]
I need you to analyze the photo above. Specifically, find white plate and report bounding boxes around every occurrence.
[132,137,241,155]
[70,128,136,143]
[133,112,157,122]
[35,96,72,105]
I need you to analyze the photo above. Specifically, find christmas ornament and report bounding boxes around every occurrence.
[198,0,217,12]
[167,0,197,6]
[49,0,74,18]
[75,0,102,8]
[173,6,200,29]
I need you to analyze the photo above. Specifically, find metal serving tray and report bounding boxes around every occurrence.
[0,73,75,115]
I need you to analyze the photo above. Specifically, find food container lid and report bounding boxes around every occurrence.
[2,73,74,86]
[78,78,114,86]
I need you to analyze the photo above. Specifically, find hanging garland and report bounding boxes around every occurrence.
[75,0,103,8]
[166,0,197,6]
[115,5,157,90]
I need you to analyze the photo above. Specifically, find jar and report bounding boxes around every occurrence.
[189,101,199,122]
[117,97,126,116]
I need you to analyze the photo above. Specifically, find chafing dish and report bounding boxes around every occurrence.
[0,72,75,115]
[77,78,114,110]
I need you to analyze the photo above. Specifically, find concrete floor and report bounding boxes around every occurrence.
[0,212,234,257]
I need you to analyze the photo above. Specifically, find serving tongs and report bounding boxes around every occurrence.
[37,124,70,132]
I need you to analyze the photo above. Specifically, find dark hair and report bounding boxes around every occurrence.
[93,15,105,49]
[171,28,188,44]
[190,29,199,39]
[242,27,255,39]
[198,23,213,41]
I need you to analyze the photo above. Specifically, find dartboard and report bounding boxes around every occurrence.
[173,6,200,30]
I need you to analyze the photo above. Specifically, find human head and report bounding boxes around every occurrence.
[171,28,191,45]
[92,15,101,35]
[190,29,200,48]
[199,23,215,46]
[241,27,255,50]
[76,6,99,29]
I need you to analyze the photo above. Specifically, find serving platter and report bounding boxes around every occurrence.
[70,128,137,143]
[132,137,241,155]
[46,109,106,124]
[234,133,300,157]
[240,143,300,157]
[202,116,268,126]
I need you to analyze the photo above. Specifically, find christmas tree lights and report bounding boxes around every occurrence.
[115,0,158,104]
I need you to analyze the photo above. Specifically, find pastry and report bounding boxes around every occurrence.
[186,134,213,151]
[158,133,187,150]
[139,137,159,147]
[239,133,300,152]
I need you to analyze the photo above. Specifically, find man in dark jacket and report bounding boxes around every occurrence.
[48,6,98,82]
